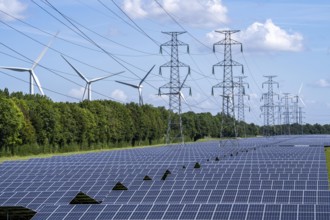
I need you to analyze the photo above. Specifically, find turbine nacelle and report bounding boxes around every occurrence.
[62,55,123,101]
[115,65,155,106]
[0,32,58,95]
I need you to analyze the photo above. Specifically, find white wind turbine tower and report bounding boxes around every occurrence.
[62,55,123,101]
[0,32,58,95]
[179,73,192,105]
[297,83,306,107]
[296,83,306,124]
[115,65,155,106]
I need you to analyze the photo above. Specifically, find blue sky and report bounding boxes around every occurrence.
[0,0,330,125]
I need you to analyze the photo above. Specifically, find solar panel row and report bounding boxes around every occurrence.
[0,135,329,219]
[32,203,330,220]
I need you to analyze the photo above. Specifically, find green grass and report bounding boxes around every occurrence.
[195,137,220,142]
[324,147,330,187]
[0,143,166,164]
[0,137,240,164]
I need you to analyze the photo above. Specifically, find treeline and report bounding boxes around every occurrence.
[2,88,329,157]
[0,89,260,157]
[0,89,166,156]
[273,123,330,135]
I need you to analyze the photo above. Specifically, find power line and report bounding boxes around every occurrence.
[0,18,129,78]
[260,75,279,136]
[0,70,80,101]
[158,32,190,145]
[153,0,212,51]
[0,42,122,102]
[38,0,167,101]
[98,0,218,113]
[97,0,225,114]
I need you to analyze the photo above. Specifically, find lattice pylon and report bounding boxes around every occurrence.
[281,93,293,135]
[260,75,279,136]
[234,76,250,137]
[212,30,244,149]
[158,32,190,145]
[212,30,243,147]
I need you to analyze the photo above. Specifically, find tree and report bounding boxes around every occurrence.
[12,98,36,145]
[70,104,96,148]
[55,103,77,148]
[26,95,60,150]
[182,111,197,141]
[0,97,24,155]
[142,104,165,145]
[126,102,145,146]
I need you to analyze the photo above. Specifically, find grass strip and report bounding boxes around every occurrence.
[324,147,330,188]
[0,144,166,164]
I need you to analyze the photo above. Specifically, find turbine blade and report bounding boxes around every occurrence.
[180,91,188,105]
[298,83,304,95]
[61,55,89,82]
[30,70,44,95]
[115,80,139,89]
[32,31,59,70]
[0,66,29,72]
[89,71,124,83]
[139,65,155,86]
[299,97,306,107]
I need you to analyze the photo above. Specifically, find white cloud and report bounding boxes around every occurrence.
[240,19,304,52]
[207,19,304,52]
[122,0,148,18]
[0,0,27,21]
[314,79,330,88]
[122,0,228,28]
[68,87,85,99]
[111,89,128,102]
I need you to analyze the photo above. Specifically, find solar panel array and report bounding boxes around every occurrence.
[0,135,329,219]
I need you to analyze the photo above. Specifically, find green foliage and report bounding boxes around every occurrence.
[0,97,25,155]
[2,88,330,158]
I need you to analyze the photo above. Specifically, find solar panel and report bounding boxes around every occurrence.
[0,135,329,219]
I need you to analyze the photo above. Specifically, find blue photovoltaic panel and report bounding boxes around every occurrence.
[0,135,329,219]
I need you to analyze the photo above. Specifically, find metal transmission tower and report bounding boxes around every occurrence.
[299,107,305,135]
[275,101,284,135]
[235,76,249,122]
[260,76,279,136]
[212,30,243,141]
[234,76,250,137]
[158,31,191,145]
[298,107,304,125]
[281,93,293,135]
[292,95,299,124]
[212,30,243,115]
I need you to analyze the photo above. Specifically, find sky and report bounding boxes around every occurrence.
[0,0,330,125]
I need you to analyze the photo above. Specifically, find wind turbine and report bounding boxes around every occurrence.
[0,32,59,95]
[297,83,306,107]
[179,73,192,105]
[158,72,192,104]
[61,55,123,101]
[115,65,155,106]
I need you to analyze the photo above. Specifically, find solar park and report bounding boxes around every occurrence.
[1,135,330,219]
